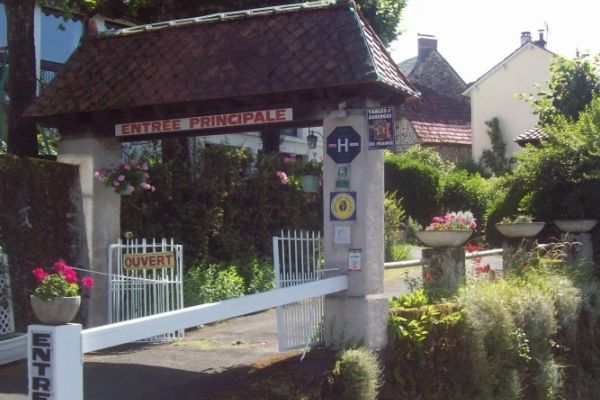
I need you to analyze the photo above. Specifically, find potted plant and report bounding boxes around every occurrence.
[30,260,94,324]
[295,159,322,193]
[94,161,155,195]
[495,215,545,238]
[415,211,476,248]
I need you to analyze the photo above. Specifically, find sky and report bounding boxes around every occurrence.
[389,0,600,83]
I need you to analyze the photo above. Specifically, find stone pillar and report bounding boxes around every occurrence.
[58,135,121,327]
[323,107,388,350]
[501,237,536,270]
[421,247,465,292]
[561,232,594,265]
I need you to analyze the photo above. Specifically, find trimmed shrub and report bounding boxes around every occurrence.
[332,348,382,400]
[184,263,245,306]
[0,155,80,329]
[440,169,493,229]
[384,193,409,261]
[384,153,442,225]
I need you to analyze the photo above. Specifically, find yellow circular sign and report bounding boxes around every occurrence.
[331,192,356,221]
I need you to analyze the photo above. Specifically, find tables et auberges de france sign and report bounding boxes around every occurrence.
[367,106,395,149]
[115,108,293,136]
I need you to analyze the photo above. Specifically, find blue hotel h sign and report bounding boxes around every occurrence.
[326,126,361,164]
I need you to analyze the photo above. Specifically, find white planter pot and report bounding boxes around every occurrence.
[495,222,545,238]
[555,219,598,233]
[31,295,81,325]
[415,230,472,248]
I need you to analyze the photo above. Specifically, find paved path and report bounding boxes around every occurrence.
[0,249,501,399]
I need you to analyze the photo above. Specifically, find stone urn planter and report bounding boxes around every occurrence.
[415,230,472,248]
[30,295,81,325]
[555,219,598,233]
[495,222,545,238]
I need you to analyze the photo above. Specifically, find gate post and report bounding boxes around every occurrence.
[58,135,121,327]
[28,324,83,400]
[322,105,388,349]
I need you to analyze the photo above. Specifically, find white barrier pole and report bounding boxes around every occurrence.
[28,324,83,400]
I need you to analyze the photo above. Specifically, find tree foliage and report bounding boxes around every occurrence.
[513,96,600,220]
[527,54,600,127]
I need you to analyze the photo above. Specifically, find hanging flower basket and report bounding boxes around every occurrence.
[94,162,155,195]
[299,175,320,193]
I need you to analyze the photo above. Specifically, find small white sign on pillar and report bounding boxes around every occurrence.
[28,324,83,400]
[348,249,362,271]
[334,226,351,244]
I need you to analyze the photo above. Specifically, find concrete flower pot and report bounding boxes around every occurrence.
[30,295,81,325]
[495,222,545,238]
[415,230,472,248]
[555,219,598,233]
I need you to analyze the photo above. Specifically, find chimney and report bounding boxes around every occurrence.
[417,34,437,61]
[533,29,547,48]
[520,31,531,46]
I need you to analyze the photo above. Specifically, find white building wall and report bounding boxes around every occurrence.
[469,45,552,161]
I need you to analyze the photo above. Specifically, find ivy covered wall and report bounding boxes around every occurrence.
[0,155,81,329]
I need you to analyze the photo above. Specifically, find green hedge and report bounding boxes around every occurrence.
[0,155,80,329]
[384,153,442,225]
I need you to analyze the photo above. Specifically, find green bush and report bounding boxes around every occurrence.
[384,193,409,261]
[440,169,493,229]
[122,144,322,266]
[384,153,442,225]
[332,348,381,400]
[184,263,245,306]
[484,177,528,247]
[511,97,600,221]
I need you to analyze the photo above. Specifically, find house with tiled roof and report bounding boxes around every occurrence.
[396,35,471,162]
[463,31,553,162]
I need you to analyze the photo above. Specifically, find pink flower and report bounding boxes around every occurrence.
[276,171,288,185]
[81,276,95,289]
[117,175,125,182]
[32,267,49,283]
[140,182,151,190]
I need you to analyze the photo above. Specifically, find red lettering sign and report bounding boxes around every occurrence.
[115,109,293,136]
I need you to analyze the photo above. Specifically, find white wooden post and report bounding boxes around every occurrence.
[28,324,83,400]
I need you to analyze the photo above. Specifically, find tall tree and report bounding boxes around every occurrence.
[5,0,38,156]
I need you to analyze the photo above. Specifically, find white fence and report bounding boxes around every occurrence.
[108,238,184,341]
[273,230,325,352]
[27,275,349,399]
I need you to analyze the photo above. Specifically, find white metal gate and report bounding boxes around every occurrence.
[273,230,324,351]
[108,238,184,341]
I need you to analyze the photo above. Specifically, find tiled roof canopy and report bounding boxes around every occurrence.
[401,85,470,145]
[515,127,549,146]
[26,0,417,124]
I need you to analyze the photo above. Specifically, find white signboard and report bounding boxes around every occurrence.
[115,108,293,136]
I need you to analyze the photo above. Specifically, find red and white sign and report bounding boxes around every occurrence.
[115,108,293,136]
